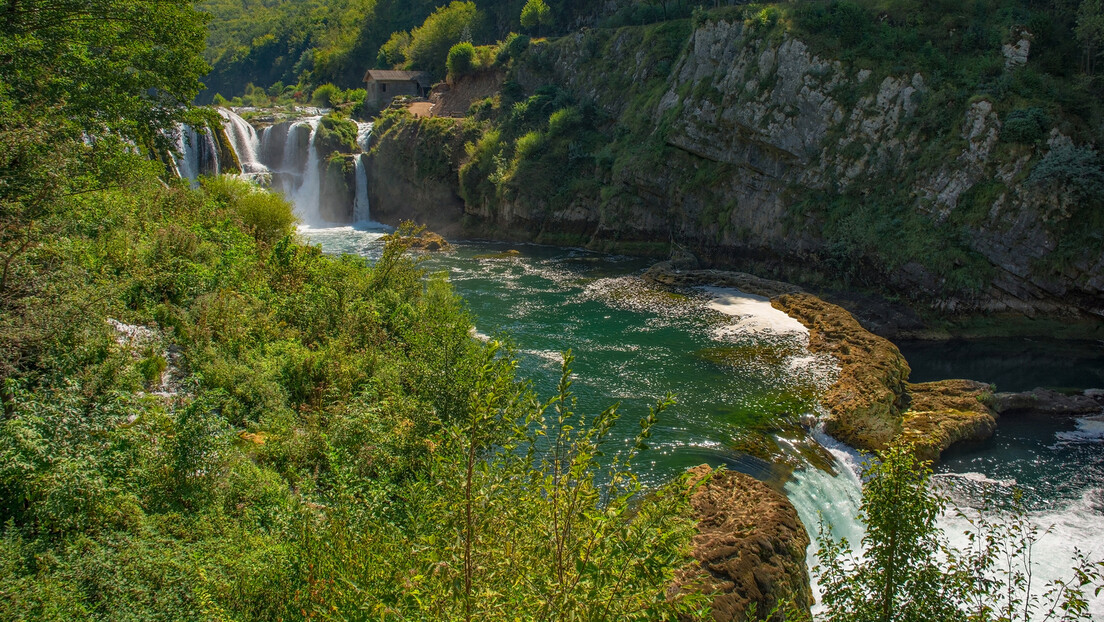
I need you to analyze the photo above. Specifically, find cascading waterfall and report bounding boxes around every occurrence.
[785,428,866,615]
[286,116,323,225]
[219,108,267,179]
[353,122,374,223]
[169,124,220,187]
[170,108,382,227]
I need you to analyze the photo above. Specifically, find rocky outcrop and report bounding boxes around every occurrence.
[644,261,804,298]
[430,71,505,117]
[900,380,997,462]
[648,266,998,459]
[380,229,452,252]
[365,115,468,237]
[772,293,910,451]
[991,388,1104,416]
[675,465,812,622]
[319,154,357,223]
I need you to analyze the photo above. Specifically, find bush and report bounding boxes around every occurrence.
[817,443,1104,622]
[1028,143,1104,200]
[311,83,340,108]
[1002,107,1051,143]
[447,41,476,78]
[496,32,530,64]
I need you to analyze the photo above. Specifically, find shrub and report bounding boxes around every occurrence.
[311,83,340,108]
[447,41,476,78]
[496,32,530,64]
[1028,143,1104,200]
[1002,107,1051,143]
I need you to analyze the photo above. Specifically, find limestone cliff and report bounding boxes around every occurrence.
[368,15,1104,323]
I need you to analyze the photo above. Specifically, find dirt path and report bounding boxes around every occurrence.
[407,101,433,117]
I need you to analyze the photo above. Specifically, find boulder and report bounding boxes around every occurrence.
[674,465,812,622]
[899,379,997,462]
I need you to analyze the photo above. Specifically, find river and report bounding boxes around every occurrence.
[302,223,1104,618]
[189,107,1103,617]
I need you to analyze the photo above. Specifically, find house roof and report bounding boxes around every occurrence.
[363,69,432,84]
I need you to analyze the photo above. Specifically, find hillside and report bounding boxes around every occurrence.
[366,0,1104,328]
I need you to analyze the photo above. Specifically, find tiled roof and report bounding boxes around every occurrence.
[364,69,431,83]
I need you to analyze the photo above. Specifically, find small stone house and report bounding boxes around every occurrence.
[363,70,432,110]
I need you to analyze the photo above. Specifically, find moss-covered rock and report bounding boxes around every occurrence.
[381,230,452,251]
[772,292,909,452]
[899,379,996,463]
[674,465,812,621]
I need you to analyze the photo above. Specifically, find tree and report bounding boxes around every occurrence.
[403,1,485,78]
[0,0,211,414]
[1077,0,1104,75]
[817,444,1104,622]
[520,0,553,37]
[817,444,962,622]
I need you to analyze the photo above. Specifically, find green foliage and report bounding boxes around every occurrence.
[311,82,341,107]
[378,29,413,67]
[301,352,705,619]
[447,41,477,78]
[315,113,361,153]
[521,0,553,34]
[1028,144,1104,201]
[201,176,299,245]
[1077,0,1104,74]
[497,32,531,63]
[817,444,1104,622]
[1002,107,1051,144]
[818,445,960,621]
[404,1,485,77]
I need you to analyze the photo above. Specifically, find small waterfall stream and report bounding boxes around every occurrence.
[354,122,374,223]
[170,124,220,187]
[219,109,267,179]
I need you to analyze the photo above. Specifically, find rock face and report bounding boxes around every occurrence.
[676,465,812,622]
[365,115,468,237]
[369,18,1104,322]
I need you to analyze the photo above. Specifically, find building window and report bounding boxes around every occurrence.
[381,83,387,93]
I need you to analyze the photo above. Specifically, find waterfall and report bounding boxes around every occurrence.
[219,108,267,179]
[172,126,199,185]
[170,108,375,226]
[287,117,323,225]
[785,427,866,616]
[356,121,374,151]
[353,122,374,224]
[169,124,220,187]
[354,155,371,223]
